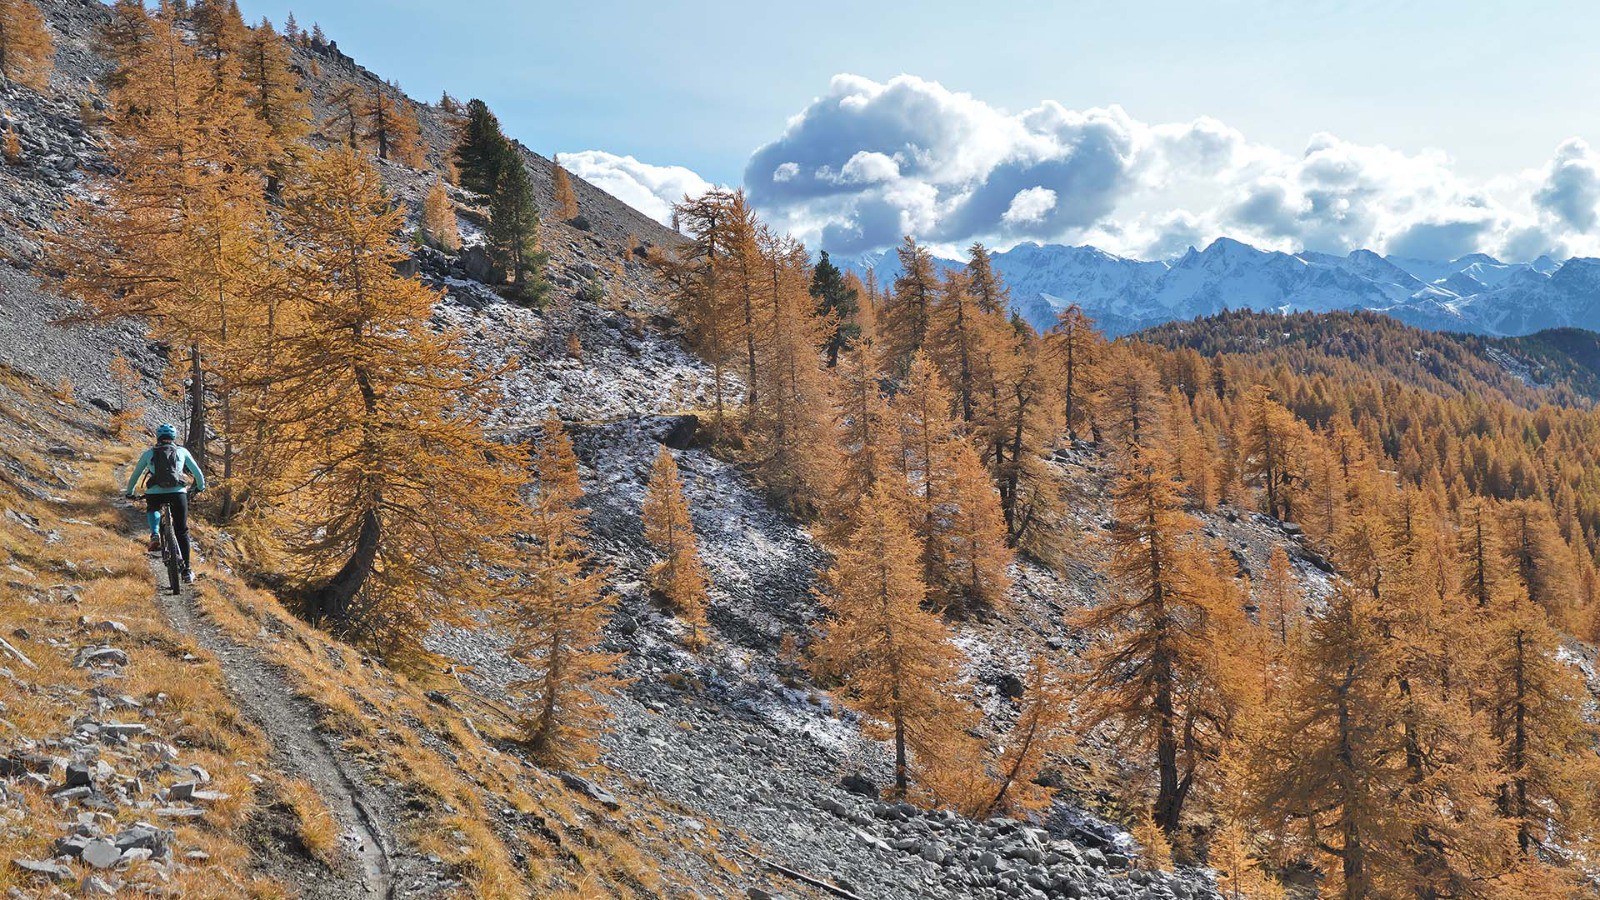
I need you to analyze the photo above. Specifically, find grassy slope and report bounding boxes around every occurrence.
[0,364,745,898]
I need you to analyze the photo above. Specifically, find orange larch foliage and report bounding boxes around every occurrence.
[47,3,270,481]
[500,420,622,765]
[258,146,525,660]
[982,654,1072,817]
[1049,303,1103,441]
[881,235,938,373]
[552,156,579,220]
[1259,546,1301,646]
[420,177,460,252]
[361,82,423,166]
[238,16,309,158]
[1074,445,1242,842]
[809,479,984,804]
[641,445,711,649]
[893,353,1012,613]
[748,231,840,515]
[649,189,749,439]
[0,0,53,90]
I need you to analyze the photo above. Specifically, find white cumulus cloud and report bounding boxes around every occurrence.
[1002,187,1057,225]
[569,74,1600,262]
[557,150,716,226]
[735,72,1600,261]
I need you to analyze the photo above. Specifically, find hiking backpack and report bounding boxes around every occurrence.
[149,444,183,489]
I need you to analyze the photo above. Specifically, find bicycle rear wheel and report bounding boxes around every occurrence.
[161,517,181,594]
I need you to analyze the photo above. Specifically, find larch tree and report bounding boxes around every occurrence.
[649,189,746,438]
[1259,546,1301,646]
[552,155,579,220]
[982,654,1072,817]
[809,478,985,803]
[809,250,859,367]
[1484,563,1600,859]
[361,82,423,166]
[882,235,938,373]
[97,0,153,84]
[1075,451,1239,841]
[748,232,839,515]
[1262,579,1410,900]
[1373,487,1504,898]
[48,5,270,481]
[500,421,621,766]
[238,15,308,181]
[964,242,1010,316]
[261,146,525,658]
[323,82,363,150]
[420,177,460,252]
[894,353,1012,613]
[1096,349,1167,459]
[827,346,892,541]
[929,266,983,425]
[988,325,1064,554]
[642,445,711,649]
[191,0,248,62]
[1497,499,1576,621]
[1050,303,1102,441]
[0,0,52,90]
[1241,384,1301,522]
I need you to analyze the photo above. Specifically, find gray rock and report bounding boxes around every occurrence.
[460,245,494,282]
[557,771,620,810]
[10,858,73,881]
[80,839,120,869]
[839,772,877,798]
[111,824,171,854]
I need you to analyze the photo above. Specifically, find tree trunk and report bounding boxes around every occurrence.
[309,505,382,623]
[185,343,208,470]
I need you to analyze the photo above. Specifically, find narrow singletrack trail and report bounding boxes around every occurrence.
[143,552,396,900]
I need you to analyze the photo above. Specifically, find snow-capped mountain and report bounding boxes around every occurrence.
[843,239,1600,337]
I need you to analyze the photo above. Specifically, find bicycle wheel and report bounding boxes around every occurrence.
[162,517,181,594]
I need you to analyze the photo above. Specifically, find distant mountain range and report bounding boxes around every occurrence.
[841,238,1600,337]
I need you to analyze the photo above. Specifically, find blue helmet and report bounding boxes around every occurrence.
[155,423,178,441]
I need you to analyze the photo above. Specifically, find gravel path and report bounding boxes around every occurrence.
[142,554,396,899]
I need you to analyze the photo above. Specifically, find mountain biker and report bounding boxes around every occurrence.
[124,423,205,584]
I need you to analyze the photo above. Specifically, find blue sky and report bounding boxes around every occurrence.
[235,0,1600,261]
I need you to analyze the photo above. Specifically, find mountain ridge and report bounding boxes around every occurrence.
[840,237,1600,337]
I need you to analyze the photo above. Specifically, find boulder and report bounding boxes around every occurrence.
[839,772,877,798]
[459,245,495,283]
[997,672,1025,701]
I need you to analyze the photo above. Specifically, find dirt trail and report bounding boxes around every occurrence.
[145,555,396,900]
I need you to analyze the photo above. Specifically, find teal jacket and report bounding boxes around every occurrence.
[127,443,206,495]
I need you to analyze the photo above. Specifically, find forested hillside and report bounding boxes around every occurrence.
[1,2,1598,900]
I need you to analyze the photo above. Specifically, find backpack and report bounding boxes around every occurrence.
[149,444,183,489]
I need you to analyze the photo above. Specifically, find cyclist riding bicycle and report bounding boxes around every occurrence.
[125,423,206,584]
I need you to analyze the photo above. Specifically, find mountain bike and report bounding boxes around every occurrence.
[144,494,183,595]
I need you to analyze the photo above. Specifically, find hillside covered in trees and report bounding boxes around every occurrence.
[2,2,1599,900]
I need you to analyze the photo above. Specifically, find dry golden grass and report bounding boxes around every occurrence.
[276,776,340,866]
[0,374,280,898]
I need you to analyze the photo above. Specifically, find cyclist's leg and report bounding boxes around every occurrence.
[145,496,162,537]
[169,491,192,571]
